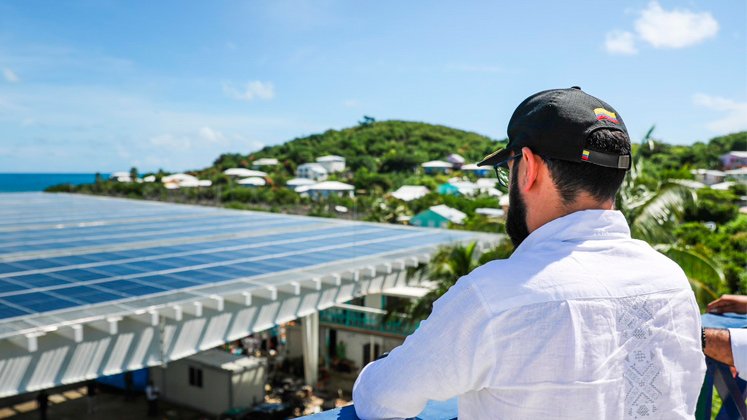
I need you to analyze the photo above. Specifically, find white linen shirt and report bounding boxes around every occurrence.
[728,329,747,379]
[352,210,706,419]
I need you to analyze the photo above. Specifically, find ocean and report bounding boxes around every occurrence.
[0,173,106,192]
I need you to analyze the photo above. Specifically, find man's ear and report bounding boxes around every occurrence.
[520,147,541,193]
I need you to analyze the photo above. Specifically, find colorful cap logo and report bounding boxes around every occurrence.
[581,150,590,161]
[594,108,619,124]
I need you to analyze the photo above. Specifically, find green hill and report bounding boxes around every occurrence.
[210,120,503,175]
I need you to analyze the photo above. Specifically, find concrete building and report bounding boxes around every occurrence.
[391,186,430,202]
[306,181,355,199]
[224,168,268,178]
[297,163,328,181]
[446,154,466,169]
[721,151,747,170]
[726,167,747,183]
[286,178,317,192]
[252,158,279,168]
[237,177,267,187]
[460,163,492,177]
[691,169,726,186]
[410,205,467,228]
[162,173,212,189]
[316,156,346,174]
[109,171,133,182]
[476,207,505,218]
[152,349,267,416]
[421,161,452,175]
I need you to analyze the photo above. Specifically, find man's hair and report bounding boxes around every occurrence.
[543,129,631,205]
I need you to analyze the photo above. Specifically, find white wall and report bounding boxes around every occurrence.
[231,362,267,408]
[153,362,230,416]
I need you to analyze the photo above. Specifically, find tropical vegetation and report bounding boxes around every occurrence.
[46,120,746,311]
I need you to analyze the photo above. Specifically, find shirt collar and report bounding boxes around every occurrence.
[513,209,631,254]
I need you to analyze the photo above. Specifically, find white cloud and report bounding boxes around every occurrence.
[343,99,360,108]
[693,93,747,133]
[635,1,718,49]
[223,80,275,101]
[199,126,225,143]
[3,68,20,83]
[605,31,638,55]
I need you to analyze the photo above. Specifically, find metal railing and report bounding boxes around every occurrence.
[319,306,418,336]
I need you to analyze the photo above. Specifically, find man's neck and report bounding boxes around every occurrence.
[527,194,614,234]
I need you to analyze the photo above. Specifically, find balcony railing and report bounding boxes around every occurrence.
[319,304,418,337]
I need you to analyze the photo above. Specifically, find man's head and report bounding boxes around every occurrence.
[480,87,632,247]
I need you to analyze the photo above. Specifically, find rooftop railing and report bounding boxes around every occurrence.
[319,304,418,337]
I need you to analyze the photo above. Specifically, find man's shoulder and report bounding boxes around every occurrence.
[460,239,692,313]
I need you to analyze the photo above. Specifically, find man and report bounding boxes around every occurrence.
[352,87,706,419]
[36,389,48,420]
[145,380,160,417]
[705,294,747,376]
[86,380,97,414]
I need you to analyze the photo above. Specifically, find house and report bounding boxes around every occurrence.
[476,207,505,218]
[391,185,430,202]
[421,160,452,175]
[316,155,346,173]
[449,180,479,196]
[151,349,267,416]
[475,178,502,196]
[237,177,266,187]
[726,167,747,183]
[410,205,466,228]
[499,195,510,214]
[438,179,479,196]
[437,183,460,196]
[252,158,279,168]
[721,151,747,170]
[143,175,156,183]
[109,171,132,182]
[691,169,726,186]
[296,163,328,181]
[286,177,317,192]
[306,181,355,199]
[446,153,466,169]
[711,181,735,191]
[460,163,492,177]
[161,173,211,189]
[223,168,268,178]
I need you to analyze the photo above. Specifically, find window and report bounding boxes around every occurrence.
[188,366,203,388]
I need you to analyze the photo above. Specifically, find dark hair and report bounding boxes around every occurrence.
[543,129,631,205]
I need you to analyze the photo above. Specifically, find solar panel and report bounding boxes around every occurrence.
[0,192,496,327]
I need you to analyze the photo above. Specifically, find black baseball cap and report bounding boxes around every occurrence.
[478,87,631,170]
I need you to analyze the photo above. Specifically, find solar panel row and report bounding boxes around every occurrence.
[0,193,482,324]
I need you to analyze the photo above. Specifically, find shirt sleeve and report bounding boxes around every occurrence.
[729,328,747,379]
[352,278,496,419]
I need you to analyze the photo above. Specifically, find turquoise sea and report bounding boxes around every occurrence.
[0,173,106,192]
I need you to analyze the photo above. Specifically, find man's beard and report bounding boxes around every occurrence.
[505,165,530,248]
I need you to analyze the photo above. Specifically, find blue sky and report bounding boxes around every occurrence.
[0,0,745,173]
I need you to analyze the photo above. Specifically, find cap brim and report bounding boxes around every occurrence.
[477,148,511,167]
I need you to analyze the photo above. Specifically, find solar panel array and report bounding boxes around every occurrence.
[0,193,488,330]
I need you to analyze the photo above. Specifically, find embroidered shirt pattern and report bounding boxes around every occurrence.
[619,296,662,419]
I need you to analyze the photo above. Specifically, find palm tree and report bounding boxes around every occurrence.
[617,126,725,309]
[388,240,513,322]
